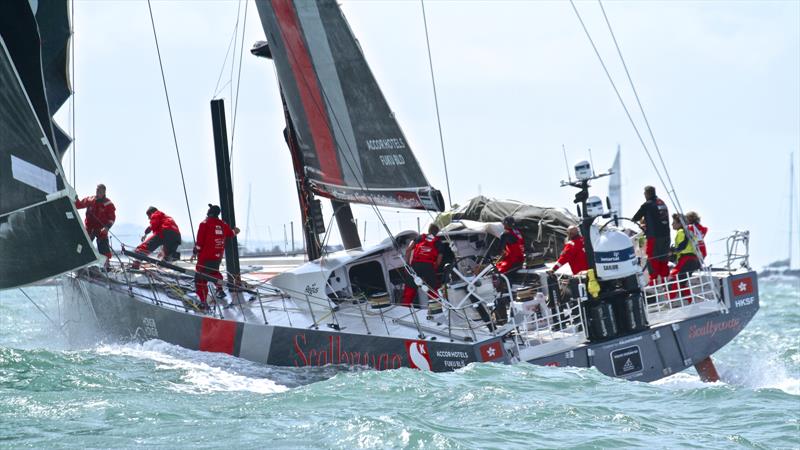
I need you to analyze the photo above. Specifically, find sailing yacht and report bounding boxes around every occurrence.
[759,152,799,279]
[1,0,760,382]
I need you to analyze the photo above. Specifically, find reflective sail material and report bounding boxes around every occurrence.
[255,0,444,211]
[0,1,96,289]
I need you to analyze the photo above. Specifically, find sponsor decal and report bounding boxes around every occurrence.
[292,334,403,370]
[304,283,319,296]
[611,345,643,377]
[732,276,754,298]
[406,341,432,371]
[687,318,741,339]
[595,247,635,263]
[479,341,504,362]
[544,361,560,367]
[378,154,406,167]
[142,317,159,338]
[366,137,406,151]
[434,350,471,369]
[734,296,755,308]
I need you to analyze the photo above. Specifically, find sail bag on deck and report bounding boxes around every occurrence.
[254,0,444,211]
[0,1,96,289]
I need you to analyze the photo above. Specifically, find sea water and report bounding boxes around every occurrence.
[0,279,797,449]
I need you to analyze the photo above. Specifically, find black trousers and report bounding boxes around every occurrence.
[143,229,181,259]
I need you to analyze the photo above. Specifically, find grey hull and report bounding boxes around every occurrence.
[61,271,759,382]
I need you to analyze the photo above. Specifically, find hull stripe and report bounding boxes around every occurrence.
[199,318,237,354]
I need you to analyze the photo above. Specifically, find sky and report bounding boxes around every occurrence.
[58,0,799,268]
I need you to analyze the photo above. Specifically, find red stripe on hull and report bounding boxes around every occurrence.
[199,318,237,354]
[272,0,342,184]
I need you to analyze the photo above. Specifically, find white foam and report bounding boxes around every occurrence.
[653,372,726,390]
[94,340,289,395]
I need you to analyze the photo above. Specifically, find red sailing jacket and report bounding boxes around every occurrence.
[500,228,525,265]
[688,223,708,258]
[411,233,441,265]
[75,196,116,233]
[148,210,180,237]
[554,236,589,274]
[194,217,235,261]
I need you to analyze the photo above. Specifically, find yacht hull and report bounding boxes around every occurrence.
[61,271,759,382]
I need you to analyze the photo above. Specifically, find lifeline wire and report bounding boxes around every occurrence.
[568,0,679,213]
[147,0,195,244]
[421,0,453,208]
[596,0,685,216]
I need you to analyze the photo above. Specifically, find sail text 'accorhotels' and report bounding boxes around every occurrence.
[366,137,407,151]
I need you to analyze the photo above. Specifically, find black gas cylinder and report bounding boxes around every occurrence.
[610,292,649,333]
[585,301,618,341]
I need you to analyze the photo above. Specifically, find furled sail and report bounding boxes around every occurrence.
[0,1,96,289]
[254,0,445,212]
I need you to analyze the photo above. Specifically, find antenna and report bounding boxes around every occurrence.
[588,148,596,177]
[562,145,572,183]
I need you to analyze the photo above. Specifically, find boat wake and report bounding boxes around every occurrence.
[94,340,290,395]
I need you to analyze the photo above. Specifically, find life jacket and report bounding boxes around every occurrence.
[674,228,696,259]
[503,228,525,264]
[412,233,440,265]
[195,217,234,261]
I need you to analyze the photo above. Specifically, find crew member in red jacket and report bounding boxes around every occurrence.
[401,224,446,306]
[193,205,239,307]
[548,225,589,275]
[685,211,708,259]
[75,183,116,268]
[496,216,525,274]
[135,206,182,263]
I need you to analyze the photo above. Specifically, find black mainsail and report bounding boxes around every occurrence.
[0,0,96,289]
[254,0,445,212]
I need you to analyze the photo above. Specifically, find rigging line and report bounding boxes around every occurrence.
[212,9,241,99]
[230,0,242,116]
[18,288,66,338]
[597,0,684,215]
[146,0,195,244]
[420,0,452,208]
[229,0,249,161]
[567,0,678,211]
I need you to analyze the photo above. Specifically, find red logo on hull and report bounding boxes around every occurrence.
[405,340,432,371]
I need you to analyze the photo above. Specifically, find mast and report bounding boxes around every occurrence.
[332,200,361,250]
[210,99,241,282]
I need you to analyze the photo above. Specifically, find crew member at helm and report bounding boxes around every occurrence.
[548,225,588,275]
[401,224,446,307]
[496,216,525,274]
[193,204,239,309]
[632,185,670,284]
